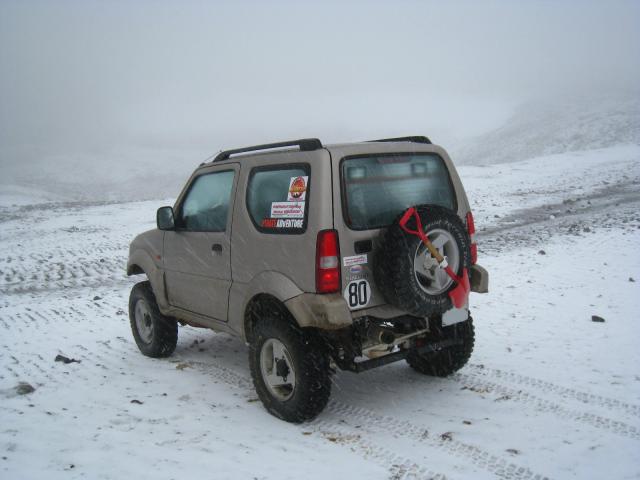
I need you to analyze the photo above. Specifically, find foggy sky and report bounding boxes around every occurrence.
[1,0,639,198]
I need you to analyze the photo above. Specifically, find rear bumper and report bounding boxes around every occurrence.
[470,264,489,293]
[285,293,354,330]
[286,264,487,331]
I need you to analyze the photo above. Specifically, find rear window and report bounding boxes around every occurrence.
[341,153,456,230]
[246,164,310,234]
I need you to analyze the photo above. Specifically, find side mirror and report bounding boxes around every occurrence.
[157,206,175,231]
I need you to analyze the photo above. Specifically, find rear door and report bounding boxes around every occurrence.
[163,164,239,321]
[331,146,458,313]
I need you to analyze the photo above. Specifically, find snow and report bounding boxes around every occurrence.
[0,185,70,207]
[453,96,640,166]
[1,145,639,479]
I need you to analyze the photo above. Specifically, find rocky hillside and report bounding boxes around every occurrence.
[452,94,640,165]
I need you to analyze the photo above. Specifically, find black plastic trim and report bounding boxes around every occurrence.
[213,138,322,163]
[369,135,431,145]
[354,239,372,254]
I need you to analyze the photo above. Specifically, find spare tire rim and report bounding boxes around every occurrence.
[134,298,154,344]
[260,338,296,401]
[413,228,460,295]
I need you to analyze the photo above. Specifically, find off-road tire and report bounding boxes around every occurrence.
[374,205,471,316]
[407,317,475,376]
[129,281,178,358]
[249,315,331,423]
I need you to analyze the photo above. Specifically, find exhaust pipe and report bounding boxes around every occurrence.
[363,326,430,359]
[378,330,395,345]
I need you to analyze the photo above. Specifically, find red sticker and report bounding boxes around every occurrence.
[261,218,278,228]
[287,176,308,201]
[260,218,304,229]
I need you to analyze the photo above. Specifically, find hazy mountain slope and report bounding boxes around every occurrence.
[2,95,638,203]
[0,147,202,204]
[453,95,640,165]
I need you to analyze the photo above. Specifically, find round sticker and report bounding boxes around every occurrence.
[343,279,372,310]
[289,176,307,199]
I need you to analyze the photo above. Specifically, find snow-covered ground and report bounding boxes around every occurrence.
[1,145,639,479]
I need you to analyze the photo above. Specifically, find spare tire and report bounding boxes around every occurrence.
[374,205,471,316]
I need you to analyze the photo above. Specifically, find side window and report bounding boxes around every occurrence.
[178,170,235,232]
[247,165,310,233]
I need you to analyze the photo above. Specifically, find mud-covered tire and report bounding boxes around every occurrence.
[374,205,471,316]
[407,317,475,376]
[129,281,178,358]
[249,315,331,423]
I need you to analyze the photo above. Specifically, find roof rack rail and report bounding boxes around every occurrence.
[369,135,431,145]
[213,138,323,162]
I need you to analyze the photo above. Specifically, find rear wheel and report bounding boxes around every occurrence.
[129,281,178,358]
[249,315,331,423]
[407,317,474,377]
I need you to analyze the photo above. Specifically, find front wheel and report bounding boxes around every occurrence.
[407,317,475,377]
[129,281,178,358]
[249,316,331,423]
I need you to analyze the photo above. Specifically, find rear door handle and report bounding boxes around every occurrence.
[211,243,223,254]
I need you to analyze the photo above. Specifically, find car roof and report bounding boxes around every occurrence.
[197,138,447,170]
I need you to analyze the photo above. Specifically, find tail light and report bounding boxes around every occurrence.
[466,211,477,264]
[316,229,341,293]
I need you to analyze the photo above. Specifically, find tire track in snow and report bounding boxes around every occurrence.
[0,244,126,268]
[0,327,443,480]
[0,303,126,385]
[465,364,640,419]
[179,359,547,480]
[452,372,640,440]
[319,403,548,480]
[4,301,640,442]
[0,300,620,478]
[363,365,640,440]
[0,244,129,294]
[115,354,448,479]
[477,196,640,254]
[0,266,129,294]
[310,420,447,480]
[68,328,538,480]
[478,178,640,239]
[0,344,92,386]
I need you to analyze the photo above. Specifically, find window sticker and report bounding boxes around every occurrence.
[276,218,303,228]
[343,254,368,267]
[349,265,364,275]
[271,201,305,218]
[348,264,368,281]
[287,176,308,201]
[261,218,304,229]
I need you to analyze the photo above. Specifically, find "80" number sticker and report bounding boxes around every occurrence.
[343,279,372,310]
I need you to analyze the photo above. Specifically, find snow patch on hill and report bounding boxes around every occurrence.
[453,95,640,165]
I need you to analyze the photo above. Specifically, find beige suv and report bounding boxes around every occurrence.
[127,136,489,422]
